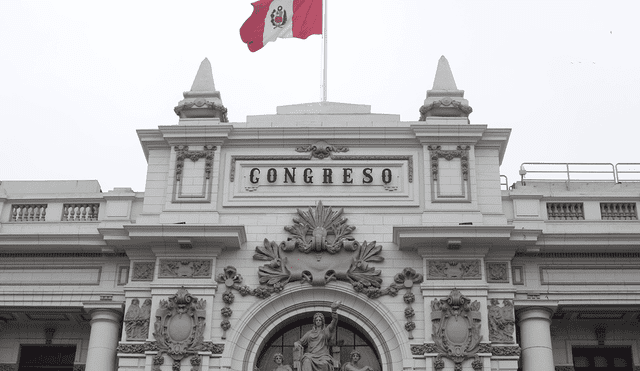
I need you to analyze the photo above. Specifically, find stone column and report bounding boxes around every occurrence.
[517,306,555,371]
[84,302,123,371]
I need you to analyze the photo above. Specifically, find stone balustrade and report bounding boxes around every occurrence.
[62,203,99,221]
[600,202,638,220]
[546,202,585,220]
[11,204,47,222]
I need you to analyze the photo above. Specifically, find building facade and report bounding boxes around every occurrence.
[1,57,639,371]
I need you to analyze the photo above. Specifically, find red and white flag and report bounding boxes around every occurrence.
[240,0,322,52]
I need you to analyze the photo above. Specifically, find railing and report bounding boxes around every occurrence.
[11,204,47,222]
[547,202,585,220]
[600,203,638,220]
[62,203,99,221]
[500,175,509,190]
[519,163,640,184]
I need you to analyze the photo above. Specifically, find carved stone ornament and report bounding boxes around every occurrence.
[431,289,483,370]
[427,145,470,182]
[124,298,152,340]
[159,260,212,278]
[419,98,473,121]
[295,140,349,159]
[283,201,357,254]
[153,288,207,367]
[116,341,223,354]
[428,260,481,279]
[490,345,521,357]
[132,262,155,281]
[174,145,216,182]
[488,299,515,343]
[486,263,509,283]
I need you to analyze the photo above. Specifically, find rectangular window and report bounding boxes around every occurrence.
[572,346,632,371]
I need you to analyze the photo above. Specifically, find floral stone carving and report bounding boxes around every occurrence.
[159,260,212,278]
[428,260,481,279]
[431,289,483,370]
[295,140,349,159]
[153,288,207,370]
[488,299,515,343]
[282,201,357,254]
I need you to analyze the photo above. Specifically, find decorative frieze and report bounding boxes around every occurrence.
[485,262,509,283]
[158,260,212,278]
[131,262,155,281]
[116,341,223,354]
[491,346,521,357]
[488,299,515,343]
[427,260,481,279]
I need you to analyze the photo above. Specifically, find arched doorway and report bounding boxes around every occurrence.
[255,312,382,371]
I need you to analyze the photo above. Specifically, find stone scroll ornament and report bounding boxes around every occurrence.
[152,288,207,371]
[215,201,424,339]
[431,289,483,371]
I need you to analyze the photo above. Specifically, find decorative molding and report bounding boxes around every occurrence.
[73,365,86,371]
[540,265,640,285]
[485,262,509,283]
[174,101,228,122]
[427,260,481,279]
[0,266,102,286]
[488,299,515,343]
[515,251,640,258]
[431,289,483,369]
[427,145,470,182]
[0,252,127,258]
[117,341,223,354]
[490,346,521,357]
[419,98,473,121]
[295,141,348,159]
[158,260,212,278]
[125,298,152,341]
[230,155,414,183]
[0,365,17,371]
[131,262,155,281]
[172,145,216,203]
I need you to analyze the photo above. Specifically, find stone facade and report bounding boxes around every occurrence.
[1,57,639,371]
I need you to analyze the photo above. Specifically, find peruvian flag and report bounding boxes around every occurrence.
[240,0,322,52]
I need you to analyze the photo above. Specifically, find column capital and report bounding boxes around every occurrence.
[515,301,558,323]
[83,301,124,325]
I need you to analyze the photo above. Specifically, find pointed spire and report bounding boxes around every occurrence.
[432,56,458,91]
[174,58,228,122]
[419,56,472,122]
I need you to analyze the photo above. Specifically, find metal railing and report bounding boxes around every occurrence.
[518,163,640,184]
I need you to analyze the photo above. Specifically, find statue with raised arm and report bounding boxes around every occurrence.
[294,301,341,371]
[341,350,373,371]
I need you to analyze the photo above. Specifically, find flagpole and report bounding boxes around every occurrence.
[322,0,328,102]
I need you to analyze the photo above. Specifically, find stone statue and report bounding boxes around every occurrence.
[341,350,373,371]
[124,298,141,340]
[124,298,152,340]
[272,353,293,371]
[294,301,341,371]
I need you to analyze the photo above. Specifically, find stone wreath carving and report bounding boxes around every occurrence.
[431,289,483,371]
[152,288,207,371]
[295,140,349,159]
[215,201,424,338]
[488,299,515,343]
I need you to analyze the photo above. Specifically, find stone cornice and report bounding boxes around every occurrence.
[394,225,515,250]
[123,224,246,250]
[410,124,487,144]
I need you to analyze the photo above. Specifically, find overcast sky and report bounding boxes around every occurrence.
[1,1,638,192]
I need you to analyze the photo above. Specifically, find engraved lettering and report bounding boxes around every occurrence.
[342,168,353,184]
[284,167,296,183]
[250,168,260,184]
[323,168,333,184]
[362,168,373,184]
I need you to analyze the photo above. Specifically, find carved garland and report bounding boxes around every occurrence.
[295,141,348,159]
[214,201,424,339]
[174,145,216,182]
[419,99,473,121]
[427,145,470,181]
[116,341,224,354]
[174,102,228,123]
